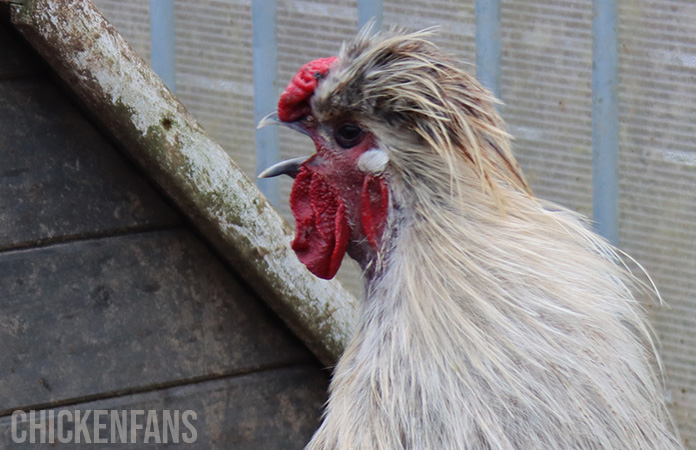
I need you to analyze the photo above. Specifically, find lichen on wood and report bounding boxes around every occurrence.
[10,0,358,365]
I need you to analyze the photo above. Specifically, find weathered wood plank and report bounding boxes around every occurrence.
[0,365,327,449]
[0,230,315,411]
[0,79,181,250]
[0,21,45,79]
[10,0,359,367]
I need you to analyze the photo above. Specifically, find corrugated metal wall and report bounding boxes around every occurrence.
[93,1,695,446]
[618,2,696,442]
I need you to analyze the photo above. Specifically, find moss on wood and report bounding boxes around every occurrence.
[10,0,358,365]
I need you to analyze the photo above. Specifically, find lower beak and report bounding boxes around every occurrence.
[257,110,313,178]
[258,156,309,179]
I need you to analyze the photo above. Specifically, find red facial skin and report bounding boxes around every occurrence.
[279,57,389,280]
[290,128,388,279]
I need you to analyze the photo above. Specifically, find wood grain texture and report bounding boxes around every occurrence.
[0,366,328,449]
[0,20,45,79]
[0,230,315,411]
[10,0,359,367]
[0,79,181,250]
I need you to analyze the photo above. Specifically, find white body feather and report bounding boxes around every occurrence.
[301,29,683,450]
[308,176,681,449]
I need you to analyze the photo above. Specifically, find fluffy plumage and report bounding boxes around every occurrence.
[267,27,683,450]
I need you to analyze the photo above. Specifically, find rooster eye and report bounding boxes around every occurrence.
[334,123,365,149]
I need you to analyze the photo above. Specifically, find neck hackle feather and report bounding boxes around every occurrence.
[305,28,683,450]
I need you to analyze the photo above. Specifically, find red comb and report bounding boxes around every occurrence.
[278,56,338,122]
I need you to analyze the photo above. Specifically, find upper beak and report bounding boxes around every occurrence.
[258,156,309,179]
[256,111,310,136]
[257,111,313,179]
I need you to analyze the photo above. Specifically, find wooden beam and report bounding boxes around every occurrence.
[9,0,358,366]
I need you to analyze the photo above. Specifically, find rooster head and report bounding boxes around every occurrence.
[259,29,529,281]
[259,56,389,280]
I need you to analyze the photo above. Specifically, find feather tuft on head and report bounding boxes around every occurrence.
[312,29,532,211]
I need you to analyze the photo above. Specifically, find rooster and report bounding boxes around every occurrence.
[258,28,683,450]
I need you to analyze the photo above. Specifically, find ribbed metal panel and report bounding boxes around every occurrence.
[619,1,696,445]
[385,0,476,60]
[501,0,594,217]
[91,2,695,445]
[174,1,256,181]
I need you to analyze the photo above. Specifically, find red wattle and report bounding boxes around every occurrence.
[278,56,338,122]
[290,166,350,280]
[361,175,389,250]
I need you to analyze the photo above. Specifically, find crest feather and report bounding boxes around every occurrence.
[313,27,532,210]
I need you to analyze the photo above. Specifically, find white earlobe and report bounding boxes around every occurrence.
[357,148,389,175]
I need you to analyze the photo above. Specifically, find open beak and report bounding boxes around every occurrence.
[258,156,309,179]
[257,111,312,179]
[256,111,310,137]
